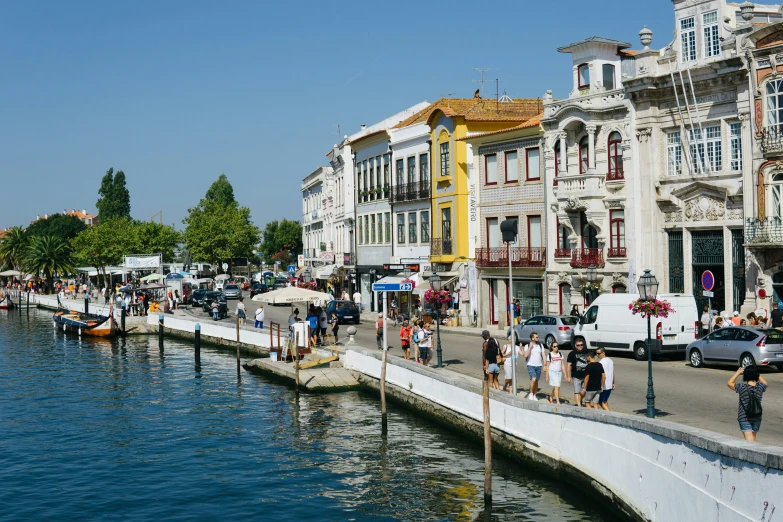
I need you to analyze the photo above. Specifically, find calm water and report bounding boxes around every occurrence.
[0,310,617,521]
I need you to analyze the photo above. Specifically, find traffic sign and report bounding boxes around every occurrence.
[222,262,229,271]
[287,265,296,274]
[703,290,714,298]
[372,282,413,292]
[701,270,715,291]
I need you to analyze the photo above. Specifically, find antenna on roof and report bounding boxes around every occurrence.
[333,124,341,140]
[440,93,455,108]
[499,90,513,103]
[472,67,497,97]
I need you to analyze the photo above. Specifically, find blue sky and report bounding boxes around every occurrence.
[0,0,674,230]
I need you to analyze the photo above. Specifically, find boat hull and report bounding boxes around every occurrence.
[53,309,116,337]
[0,296,14,310]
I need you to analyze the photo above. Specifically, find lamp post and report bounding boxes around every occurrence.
[585,264,597,305]
[500,219,519,395]
[402,266,411,320]
[638,269,659,419]
[430,270,443,368]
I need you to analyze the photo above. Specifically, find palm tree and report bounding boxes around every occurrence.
[0,226,28,271]
[23,236,74,290]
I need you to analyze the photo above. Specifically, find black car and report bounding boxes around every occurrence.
[250,283,269,298]
[202,291,228,319]
[325,300,360,324]
[191,289,208,308]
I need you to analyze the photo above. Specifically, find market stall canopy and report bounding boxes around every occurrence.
[0,270,21,277]
[140,283,166,290]
[141,273,165,282]
[24,274,35,281]
[315,264,337,280]
[251,286,331,305]
[215,274,231,281]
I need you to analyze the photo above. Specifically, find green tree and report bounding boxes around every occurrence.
[259,220,279,261]
[96,168,131,220]
[26,214,87,241]
[259,219,302,263]
[205,173,236,207]
[183,175,259,268]
[24,236,74,289]
[0,227,28,272]
[131,221,181,262]
[71,218,134,287]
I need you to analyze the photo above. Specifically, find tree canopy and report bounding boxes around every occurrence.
[259,219,302,263]
[183,175,259,268]
[96,168,131,220]
[25,213,87,241]
[0,227,28,271]
[24,235,74,283]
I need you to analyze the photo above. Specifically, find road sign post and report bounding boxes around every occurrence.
[701,271,715,333]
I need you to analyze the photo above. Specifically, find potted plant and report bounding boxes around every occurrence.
[629,298,676,318]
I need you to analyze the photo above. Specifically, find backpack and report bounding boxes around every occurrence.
[745,386,763,419]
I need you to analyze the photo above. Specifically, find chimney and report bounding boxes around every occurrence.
[82,209,86,214]
[36,215,39,220]
[360,124,366,131]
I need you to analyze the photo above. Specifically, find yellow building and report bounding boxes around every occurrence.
[395,97,542,271]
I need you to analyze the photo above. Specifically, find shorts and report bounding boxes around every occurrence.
[504,361,514,381]
[401,342,411,350]
[598,389,612,404]
[583,390,600,402]
[487,363,501,374]
[739,419,761,433]
[572,377,584,394]
[419,347,429,361]
[527,365,543,380]
[548,369,562,387]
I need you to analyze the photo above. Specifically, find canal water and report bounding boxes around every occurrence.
[0,310,618,521]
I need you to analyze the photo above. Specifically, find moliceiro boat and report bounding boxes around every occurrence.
[0,295,14,310]
[53,307,116,337]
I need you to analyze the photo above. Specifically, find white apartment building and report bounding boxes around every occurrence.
[301,166,334,272]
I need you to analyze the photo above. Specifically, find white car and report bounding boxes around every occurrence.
[572,293,699,360]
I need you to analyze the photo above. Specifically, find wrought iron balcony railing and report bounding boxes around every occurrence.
[608,247,627,258]
[475,247,546,268]
[571,248,605,268]
[606,168,624,181]
[554,248,572,257]
[430,238,453,256]
[745,217,783,245]
[761,128,783,154]
[390,180,431,203]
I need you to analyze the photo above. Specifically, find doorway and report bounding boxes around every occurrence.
[691,230,725,313]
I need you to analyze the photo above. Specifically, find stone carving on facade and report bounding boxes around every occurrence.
[664,211,683,223]
[727,206,744,220]
[557,272,572,285]
[683,196,726,221]
[564,196,588,212]
[636,128,652,142]
[611,272,628,287]
[603,199,625,209]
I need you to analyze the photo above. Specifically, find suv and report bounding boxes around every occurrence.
[191,289,208,308]
[325,300,360,324]
[202,291,228,319]
[250,283,269,298]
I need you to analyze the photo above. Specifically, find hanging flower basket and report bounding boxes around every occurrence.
[424,288,451,306]
[296,280,318,290]
[629,298,676,318]
[583,282,602,294]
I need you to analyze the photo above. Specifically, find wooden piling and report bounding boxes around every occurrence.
[158,313,164,350]
[194,323,201,358]
[483,377,492,501]
[380,346,388,431]
[235,314,240,342]
[294,332,300,390]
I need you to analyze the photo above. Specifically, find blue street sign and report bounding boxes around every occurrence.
[372,282,414,292]
[287,265,296,274]
[701,270,714,292]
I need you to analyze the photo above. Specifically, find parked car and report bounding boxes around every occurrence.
[191,289,208,308]
[687,326,783,370]
[325,300,360,324]
[250,283,269,298]
[572,293,699,360]
[509,315,578,349]
[223,284,242,299]
[202,291,228,319]
[272,279,288,290]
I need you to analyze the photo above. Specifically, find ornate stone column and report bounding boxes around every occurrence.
[587,125,597,172]
[559,132,568,175]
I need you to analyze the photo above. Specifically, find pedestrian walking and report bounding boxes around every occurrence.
[353,290,363,313]
[288,308,299,338]
[570,305,581,318]
[411,320,422,362]
[700,305,710,336]
[545,341,564,404]
[768,301,783,330]
[481,330,501,390]
[307,308,319,346]
[565,339,589,406]
[375,313,384,349]
[330,313,340,344]
[502,335,520,394]
[728,366,768,442]
[236,298,246,326]
[522,332,545,401]
[318,307,329,342]
[596,348,615,411]
[254,304,265,329]
[174,290,181,310]
[211,300,219,321]
[581,350,605,409]
[399,319,412,360]
[419,323,432,365]
[731,311,742,326]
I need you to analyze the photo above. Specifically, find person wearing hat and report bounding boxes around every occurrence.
[399,318,413,360]
[481,330,501,390]
[732,311,742,326]
[376,312,385,350]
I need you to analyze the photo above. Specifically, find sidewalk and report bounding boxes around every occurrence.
[358,310,491,338]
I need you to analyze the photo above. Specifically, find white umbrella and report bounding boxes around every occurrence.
[24,274,34,281]
[141,273,165,282]
[251,286,330,305]
[215,274,231,281]
[0,270,21,277]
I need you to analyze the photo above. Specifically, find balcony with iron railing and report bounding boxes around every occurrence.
[570,248,605,268]
[608,247,627,258]
[606,167,624,182]
[761,128,783,155]
[390,180,431,204]
[554,247,572,258]
[745,217,783,247]
[358,186,390,204]
[430,238,453,256]
[475,247,546,268]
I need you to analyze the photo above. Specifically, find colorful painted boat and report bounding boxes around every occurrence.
[53,307,116,337]
[0,295,14,310]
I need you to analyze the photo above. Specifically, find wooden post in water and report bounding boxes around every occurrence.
[194,323,201,358]
[121,302,126,334]
[235,314,240,342]
[18,290,22,313]
[158,313,164,350]
[483,377,492,501]
[294,332,300,390]
[84,296,89,315]
[380,347,388,433]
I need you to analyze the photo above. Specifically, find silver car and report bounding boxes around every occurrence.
[509,315,579,348]
[687,326,783,370]
[223,284,242,299]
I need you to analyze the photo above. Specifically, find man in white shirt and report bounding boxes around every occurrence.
[596,348,615,411]
[522,332,545,401]
[353,291,362,313]
[700,306,710,337]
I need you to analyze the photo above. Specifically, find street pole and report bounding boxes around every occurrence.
[381,291,388,434]
[483,375,492,501]
[508,241,516,395]
[436,309,443,368]
[646,314,656,418]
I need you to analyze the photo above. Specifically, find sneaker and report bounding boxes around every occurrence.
[529,394,539,401]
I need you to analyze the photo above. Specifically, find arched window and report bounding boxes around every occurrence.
[559,284,571,315]
[612,284,627,294]
[578,64,590,89]
[766,80,783,136]
[771,172,783,218]
[582,222,598,249]
[607,132,623,180]
[579,136,589,174]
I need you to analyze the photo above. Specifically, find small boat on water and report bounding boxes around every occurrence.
[0,295,14,310]
[53,307,116,337]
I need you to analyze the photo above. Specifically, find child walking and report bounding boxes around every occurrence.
[545,341,564,404]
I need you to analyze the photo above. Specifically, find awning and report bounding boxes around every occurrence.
[316,264,337,279]
[413,276,458,295]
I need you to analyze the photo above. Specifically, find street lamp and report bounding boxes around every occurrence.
[501,219,519,395]
[301,269,312,285]
[638,268,659,419]
[402,266,412,320]
[586,264,597,305]
[430,269,443,368]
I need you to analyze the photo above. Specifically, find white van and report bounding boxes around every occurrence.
[572,293,699,360]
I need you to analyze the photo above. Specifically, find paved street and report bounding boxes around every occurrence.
[189,299,783,447]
